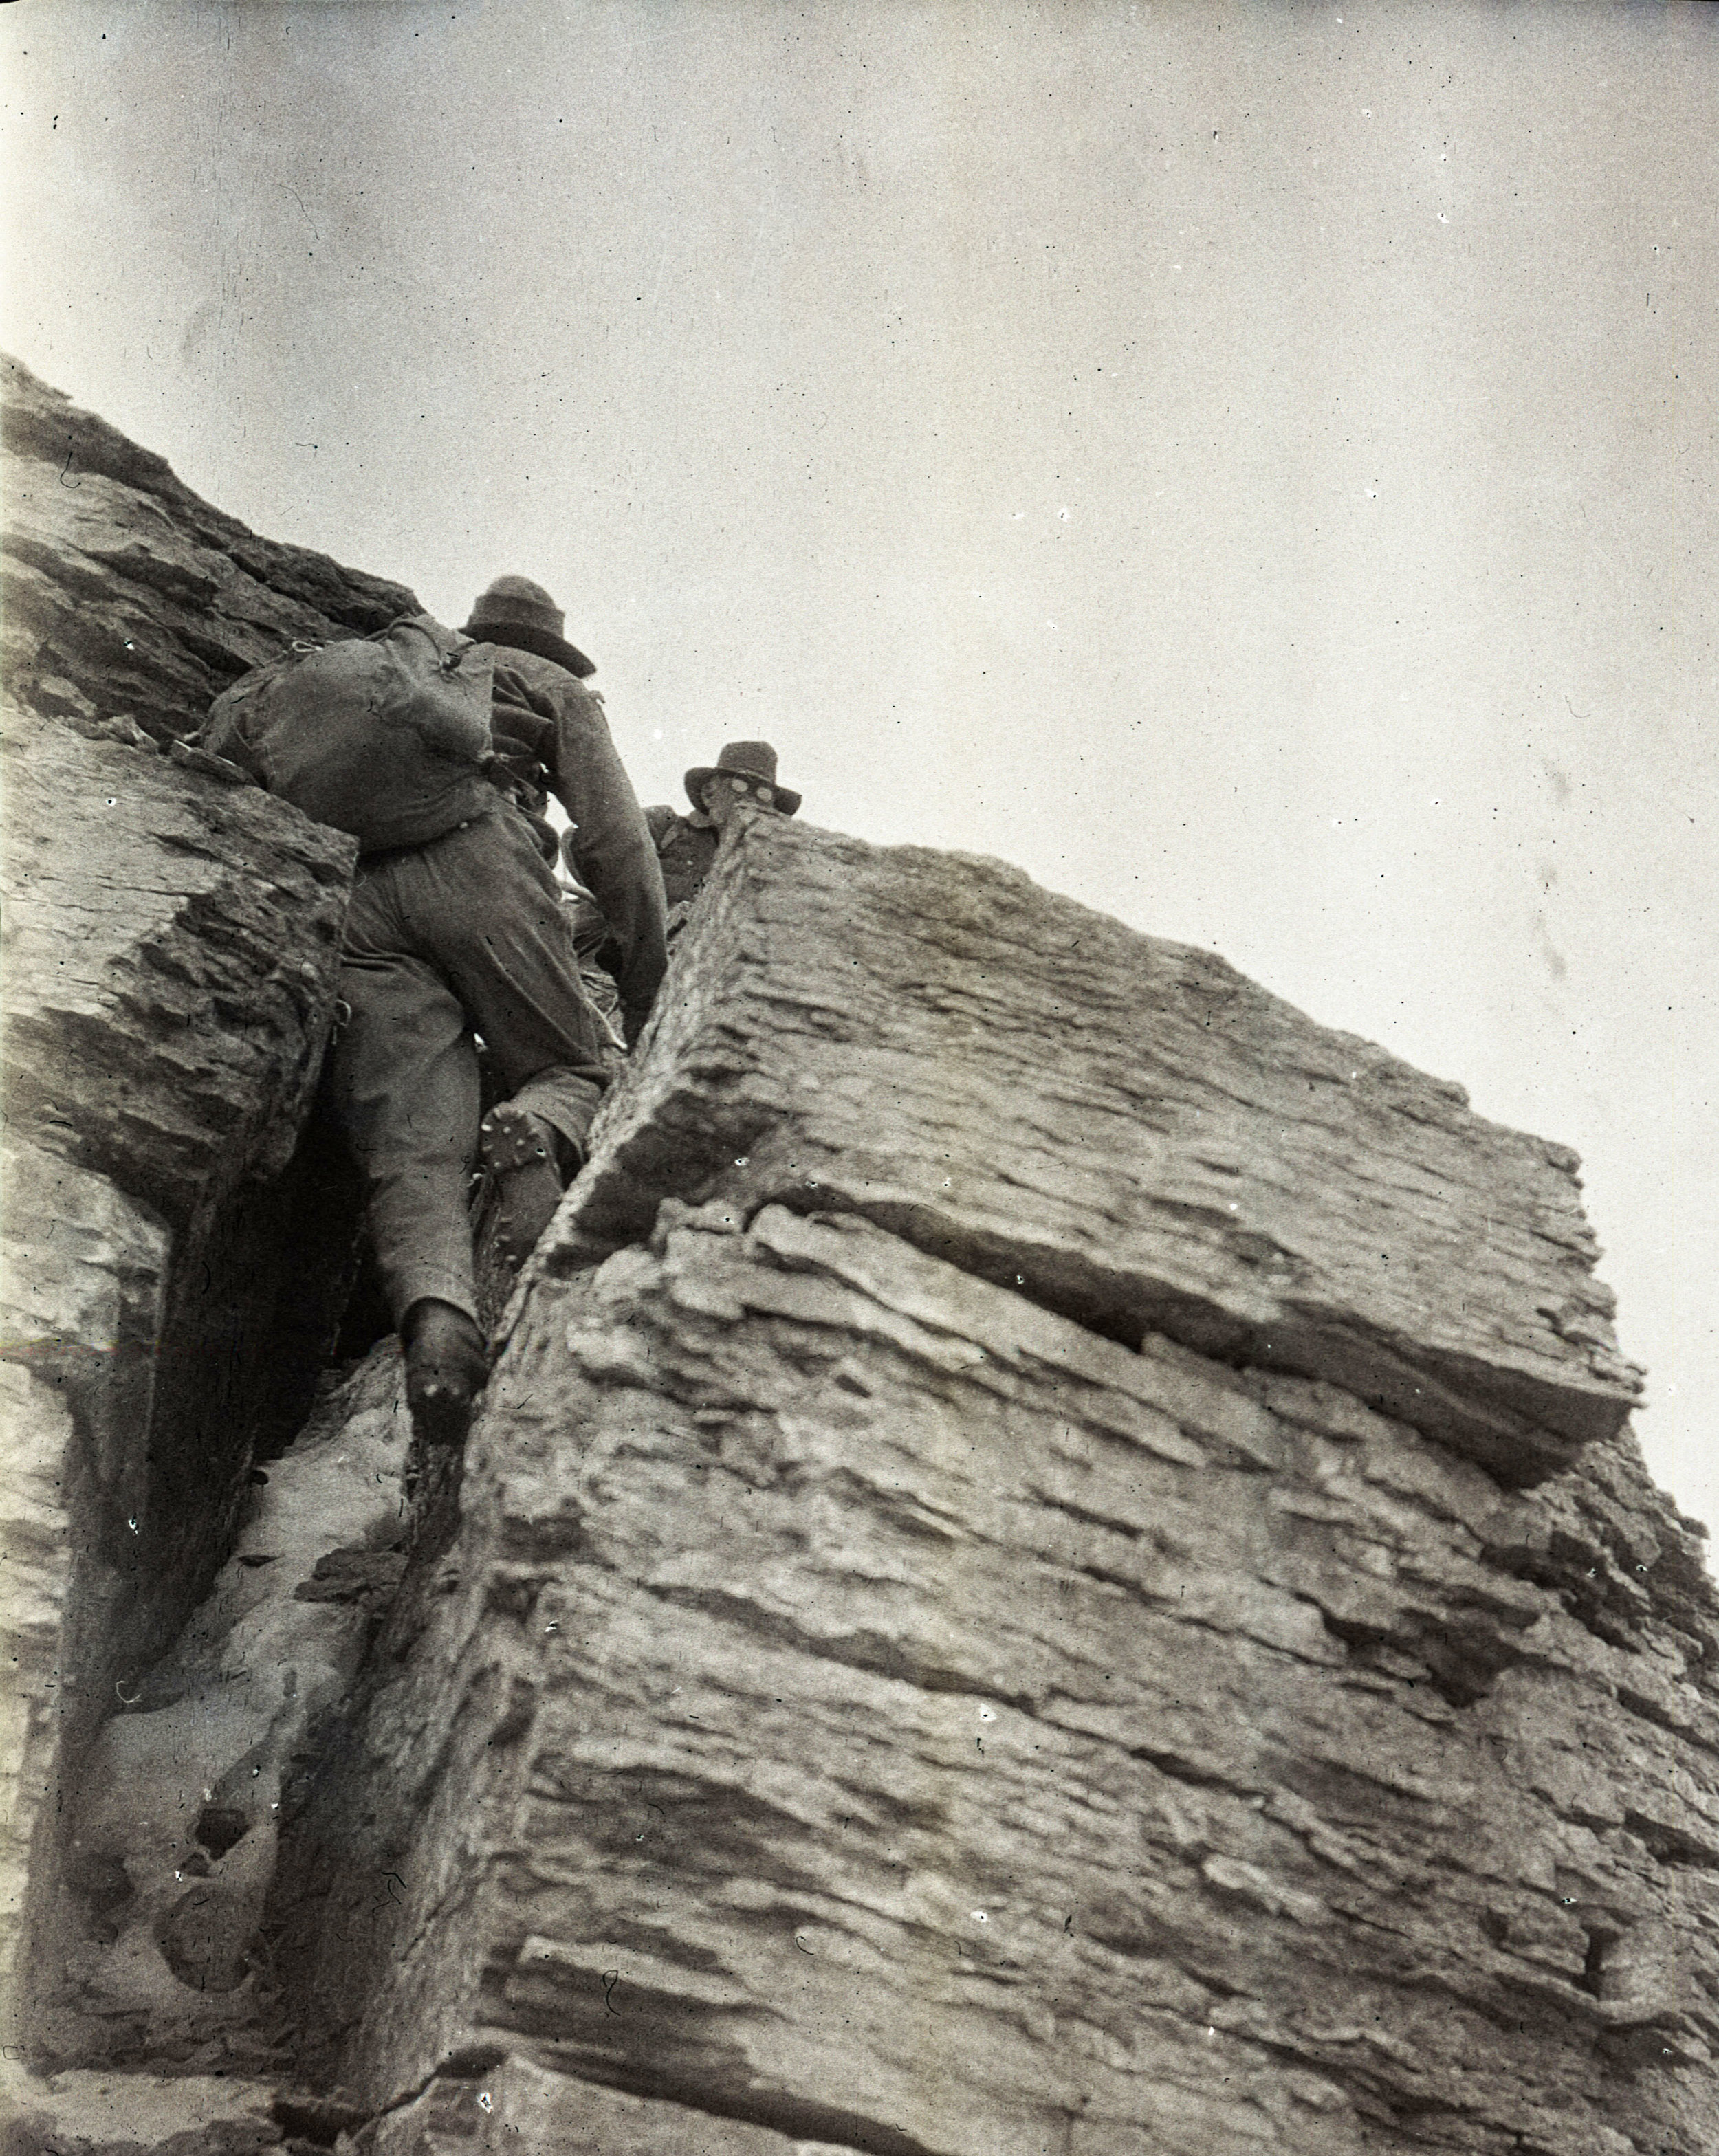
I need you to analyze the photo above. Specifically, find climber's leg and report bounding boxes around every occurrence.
[402,811,613,1267]
[329,933,482,1329]
[478,1099,571,1270]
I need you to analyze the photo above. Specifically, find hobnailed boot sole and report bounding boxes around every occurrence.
[481,1103,573,1270]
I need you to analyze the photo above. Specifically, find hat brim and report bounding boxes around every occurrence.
[461,617,596,680]
[684,767,800,816]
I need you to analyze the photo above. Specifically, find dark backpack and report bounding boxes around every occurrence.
[201,615,496,852]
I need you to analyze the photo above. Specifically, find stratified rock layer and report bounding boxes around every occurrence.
[1,351,415,741]
[2,710,352,1224]
[543,815,1641,1484]
[280,820,1715,2156]
[0,704,354,1639]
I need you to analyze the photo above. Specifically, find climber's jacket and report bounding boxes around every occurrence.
[644,804,721,912]
[201,619,668,1034]
[477,644,667,1028]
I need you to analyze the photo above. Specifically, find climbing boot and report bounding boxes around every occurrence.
[481,1103,576,1270]
[402,1298,489,1449]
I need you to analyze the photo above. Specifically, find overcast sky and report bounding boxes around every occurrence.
[4,0,1713,1530]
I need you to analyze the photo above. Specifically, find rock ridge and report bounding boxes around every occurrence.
[528,813,1643,1485]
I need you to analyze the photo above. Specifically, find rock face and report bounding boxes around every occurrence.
[5,370,1713,2156]
[0,357,411,2069]
[54,1344,410,2066]
[0,712,355,2063]
[274,815,1716,2156]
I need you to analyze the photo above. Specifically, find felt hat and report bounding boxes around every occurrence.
[684,740,801,817]
[461,575,595,679]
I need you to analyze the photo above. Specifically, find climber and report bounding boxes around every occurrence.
[202,576,667,1449]
[644,740,802,937]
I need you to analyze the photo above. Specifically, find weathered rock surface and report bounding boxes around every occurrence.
[6,375,1713,2155]
[364,2056,863,2155]
[2,710,352,1224]
[540,815,1642,1484]
[0,2067,285,2155]
[0,1154,168,2065]
[270,820,1716,2155]
[0,705,356,2039]
[0,362,408,2077]
[1,352,415,742]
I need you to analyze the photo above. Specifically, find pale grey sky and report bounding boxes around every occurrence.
[5,1,1714,1527]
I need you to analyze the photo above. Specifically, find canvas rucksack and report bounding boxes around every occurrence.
[200,614,496,854]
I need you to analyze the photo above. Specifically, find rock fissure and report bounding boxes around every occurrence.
[629,1579,1049,1721]
[516,2044,943,2156]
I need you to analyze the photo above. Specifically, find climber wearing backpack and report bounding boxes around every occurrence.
[201,578,667,1448]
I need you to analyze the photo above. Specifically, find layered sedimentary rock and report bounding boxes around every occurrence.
[1,352,414,742]
[543,822,1641,1482]
[275,814,1716,2156]
[6,368,1713,2154]
[0,357,409,2070]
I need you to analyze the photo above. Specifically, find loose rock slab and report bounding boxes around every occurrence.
[303,1205,1716,2156]
[540,815,1641,1484]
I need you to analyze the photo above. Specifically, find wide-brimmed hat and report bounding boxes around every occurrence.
[684,740,800,817]
[461,575,595,679]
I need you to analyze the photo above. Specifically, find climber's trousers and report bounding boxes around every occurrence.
[329,807,611,1328]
